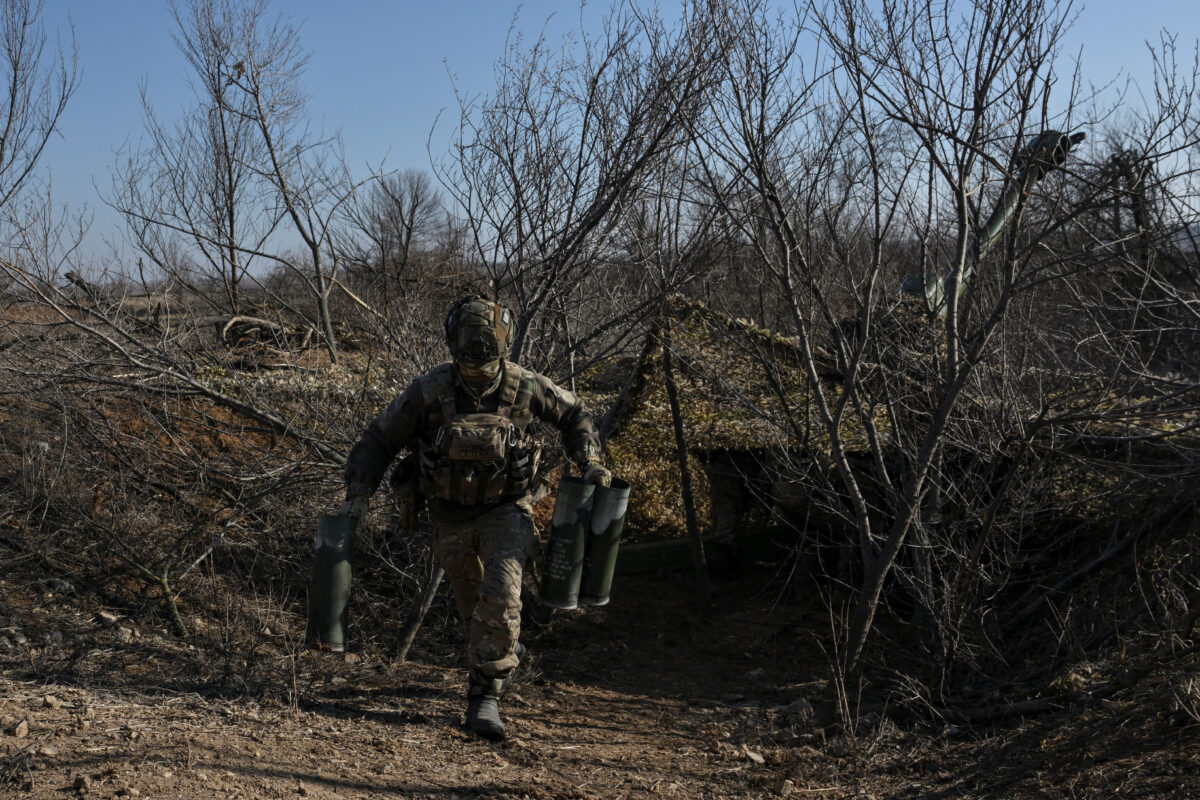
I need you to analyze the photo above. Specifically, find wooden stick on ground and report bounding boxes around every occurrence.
[397,564,444,661]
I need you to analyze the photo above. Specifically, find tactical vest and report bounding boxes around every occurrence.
[417,362,539,506]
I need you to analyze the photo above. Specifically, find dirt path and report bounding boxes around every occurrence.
[1,671,775,799]
[0,571,829,799]
[3,571,1198,799]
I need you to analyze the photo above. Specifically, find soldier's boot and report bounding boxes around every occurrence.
[466,674,506,740]
[465,643,526,741]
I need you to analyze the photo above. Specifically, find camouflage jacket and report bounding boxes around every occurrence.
[344,360,601,518]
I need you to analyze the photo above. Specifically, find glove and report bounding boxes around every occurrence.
[581,460,612,488]
[338,494,369,521]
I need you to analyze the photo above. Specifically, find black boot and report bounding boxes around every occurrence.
[465,643,527,741]
[466,675,506,740]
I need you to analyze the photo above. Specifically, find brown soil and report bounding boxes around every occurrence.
[3,567,1198,800]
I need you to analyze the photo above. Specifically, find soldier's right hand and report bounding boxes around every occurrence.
[581,460,612,488]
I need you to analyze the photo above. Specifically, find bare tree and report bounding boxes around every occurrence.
[226,4,368,364]
[435,1,731,368]
[111,0,373,363]
[673,0,1200,721]
[341,168,442,305]
[0,0,76,221]
[691,0,1100,683]
[110,0,278,316]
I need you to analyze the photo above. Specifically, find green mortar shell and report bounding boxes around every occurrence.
[540,477,595,610]
[580,478,630,606]
[306,512,355,652]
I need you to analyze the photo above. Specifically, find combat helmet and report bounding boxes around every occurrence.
[444,295,515,365]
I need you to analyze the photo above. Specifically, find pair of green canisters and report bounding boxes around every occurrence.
[540,476,630,610]
[306,475,630,651]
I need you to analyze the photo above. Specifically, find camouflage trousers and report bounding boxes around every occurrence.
[432,501,539,679]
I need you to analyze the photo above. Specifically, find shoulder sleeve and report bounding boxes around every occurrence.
[528,371,602,465]
[344,378,427,494]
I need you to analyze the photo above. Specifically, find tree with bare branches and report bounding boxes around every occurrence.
[340,168,443,306]
[111,0,375,363]
[690,0,1200,711]
[0,0,76,221]
[110,0,276,316]
[435,1,731,369]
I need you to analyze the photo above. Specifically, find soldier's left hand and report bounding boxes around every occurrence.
[338,495,370,521]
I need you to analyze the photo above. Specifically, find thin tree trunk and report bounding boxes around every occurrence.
[397,565,444,661]
[313,255,339,364]
[661,322,710,608]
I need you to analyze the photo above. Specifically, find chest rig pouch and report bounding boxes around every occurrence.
[418,363,539,506]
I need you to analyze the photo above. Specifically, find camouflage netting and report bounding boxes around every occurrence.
[590,296,893,541]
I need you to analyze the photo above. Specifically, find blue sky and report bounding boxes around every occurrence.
[37,1,1200,263]
[47,1,605,261]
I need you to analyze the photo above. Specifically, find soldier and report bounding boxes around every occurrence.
[342,295,611,740]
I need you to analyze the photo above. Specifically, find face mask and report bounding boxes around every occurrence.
[457,359,501,386]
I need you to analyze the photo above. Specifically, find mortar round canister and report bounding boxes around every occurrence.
[580,477,630,606]
[540,477,595,609]
[306,513,355,652]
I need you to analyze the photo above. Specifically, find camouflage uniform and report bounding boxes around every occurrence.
[344,359,601,680]
[431,500,539,676]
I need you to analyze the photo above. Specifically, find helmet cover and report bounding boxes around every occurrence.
[444,296,514,364]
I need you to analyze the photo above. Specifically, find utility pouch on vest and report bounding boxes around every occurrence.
[439,413,514,461]
[421,413,521,505]
[506,407,536,491]
[506,442,538,495]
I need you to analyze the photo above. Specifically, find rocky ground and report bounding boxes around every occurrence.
[2,567,1198,799]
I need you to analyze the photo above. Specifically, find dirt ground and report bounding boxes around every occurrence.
[2,566,1199,800]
